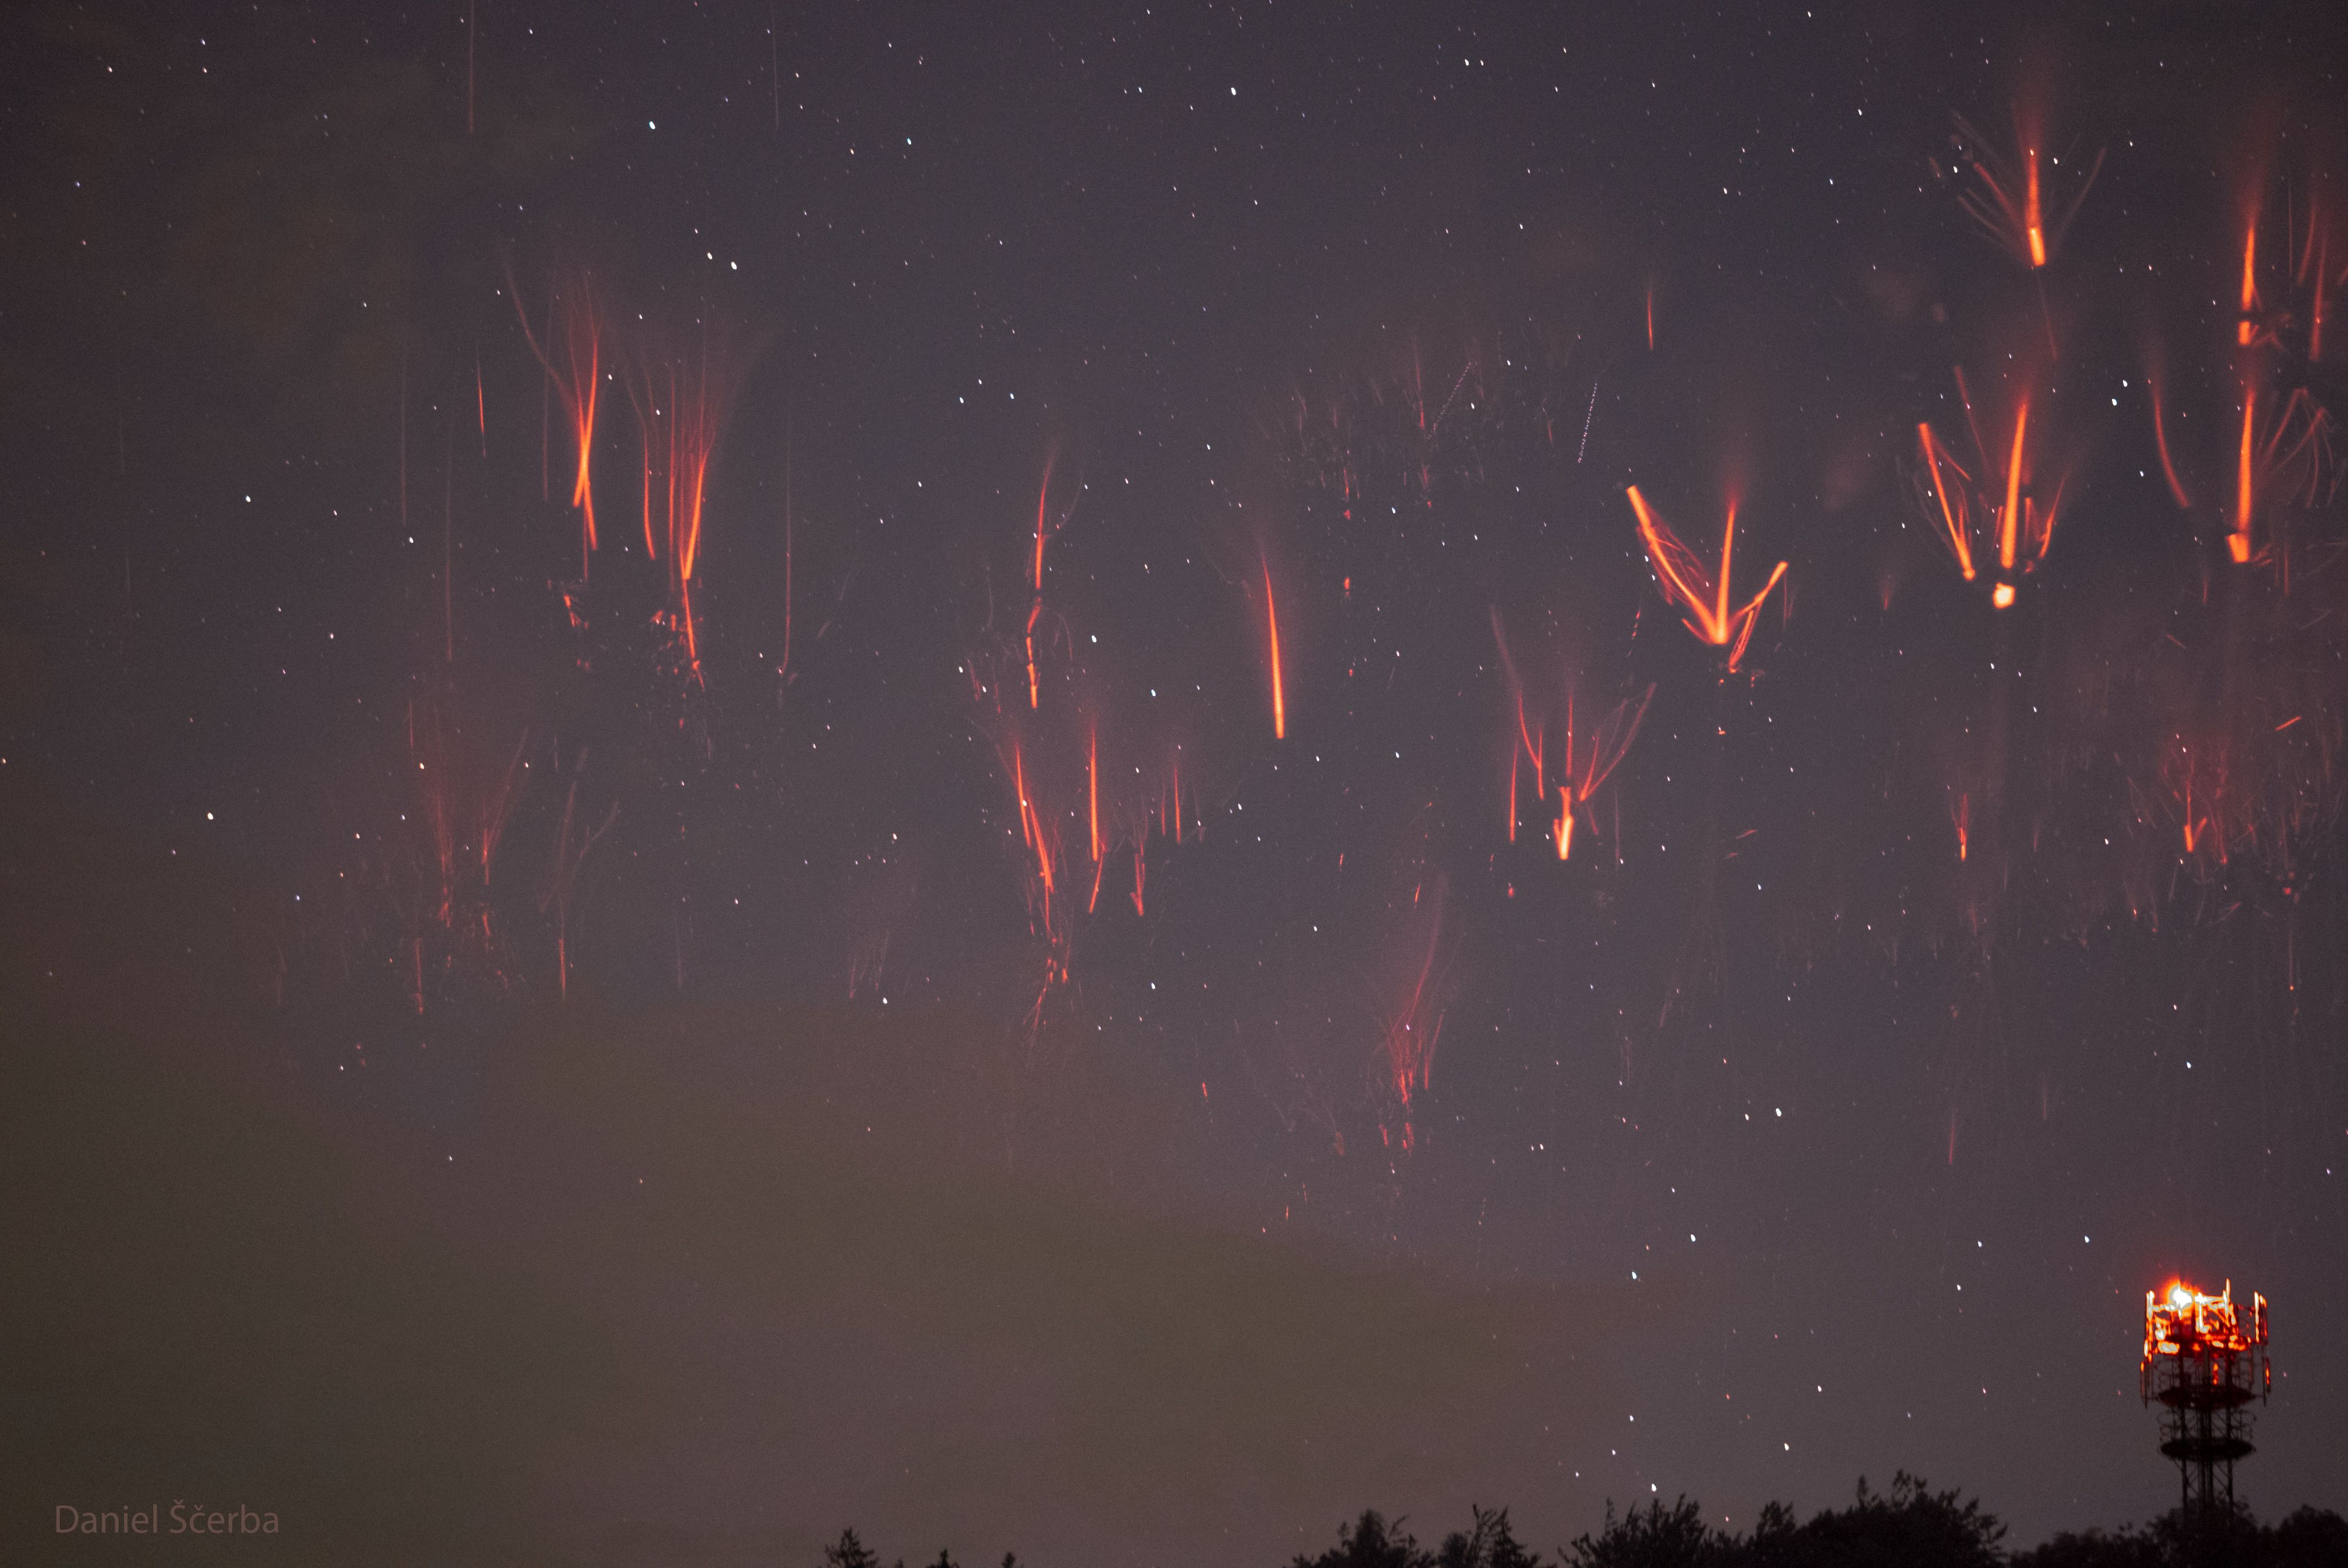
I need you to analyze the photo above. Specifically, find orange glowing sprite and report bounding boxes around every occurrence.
[1626,486,1787,667]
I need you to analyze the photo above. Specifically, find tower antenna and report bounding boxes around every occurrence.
[2141,1279,2271,1522]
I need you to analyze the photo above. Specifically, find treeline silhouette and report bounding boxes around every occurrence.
[821,1473,2348,1567]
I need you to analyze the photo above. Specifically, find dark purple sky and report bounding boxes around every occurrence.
[4,2,2344,1563]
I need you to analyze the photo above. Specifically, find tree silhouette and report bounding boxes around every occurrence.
[2012,1501,2348,1568]
[824,1529,889,1568]
[1438,1505,1545,1568]
[817,1486,2346,1568]
[2009,1522,2165,1568]
[1741,1473,2003,1568]
[2268,1507,2348,1568]
[1295,1509,1435,1568]
[1563,1473,2002,1567]
[1562,1496,1723,1568]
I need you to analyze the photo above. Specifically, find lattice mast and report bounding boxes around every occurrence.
[2140,1280,2271,1518]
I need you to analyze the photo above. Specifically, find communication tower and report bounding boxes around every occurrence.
[2140,1279,2270,1518]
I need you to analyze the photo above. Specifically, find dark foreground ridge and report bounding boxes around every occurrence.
[826,1475,2348,1568]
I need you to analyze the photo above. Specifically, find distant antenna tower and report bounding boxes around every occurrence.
[2140,1279,2271,1518]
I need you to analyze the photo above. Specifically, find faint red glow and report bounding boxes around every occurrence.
[1027,453,1059,710]
[1492,610,1649,861]
[2147,366,2194,510]
[1379,882,1447,1122]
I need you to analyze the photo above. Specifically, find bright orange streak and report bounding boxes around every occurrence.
[2148,377,2194,509]
[1999,399,2030,572]
[678,430,709,585]
[566,310,600,567]
[2239,218,2259,346]
[1130,842,1146,917]
[2231,389,2256,564]
[1014,746,1033,849]
[1263,553,1286,739]
[1917,424,1976,579]
[1023,611,1039,706]
[1927,369,2064,602]
[627,347,727,686]
[475,359,487,457]
[2024,149,2046,268]
[1738,562,1792,665]
[510,276,603,578]
[1953,793,1970,861]
[1715,500,1738,631]
[1507,745,1518,844]
[1088,724,1101,864]
[1645,283,1656,350]
[1026,456,1055,710]
[1087,844,1106,915]
[1008,743,1056,930]
[1954,114,2103,276]
[1627,487,1702,623]
[1032,484,1049,592]
[1171,762,1183,844]
[1544,683,1651,862]
[1626,485,1789,669]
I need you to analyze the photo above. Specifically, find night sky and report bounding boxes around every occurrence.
[5,2,2347,1564]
